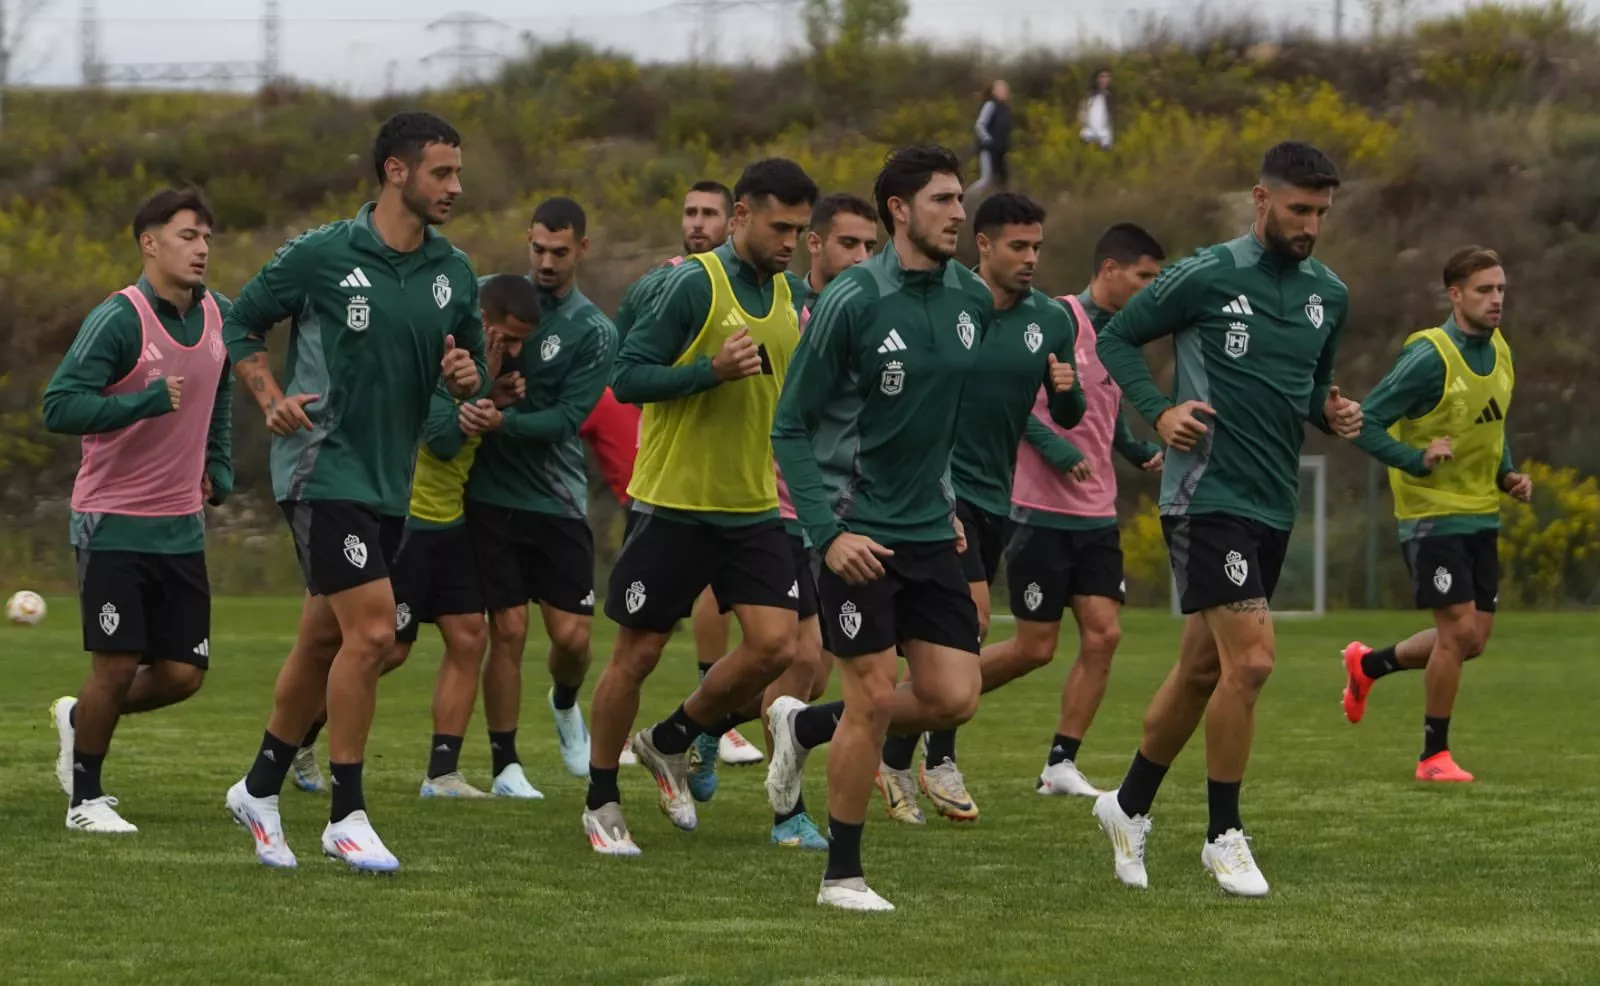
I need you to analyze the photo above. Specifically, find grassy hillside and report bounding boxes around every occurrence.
[2,2,1597,604]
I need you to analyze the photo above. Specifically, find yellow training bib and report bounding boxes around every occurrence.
[628,252,799,512]
[1387,326,1513,519]
[409,435,481,525]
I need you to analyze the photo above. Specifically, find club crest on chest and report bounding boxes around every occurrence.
[1023,322,1042,353]
[433,274,452,309]
[957,311,974,349]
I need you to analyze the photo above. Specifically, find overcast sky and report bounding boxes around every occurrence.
[12,0,1590,94]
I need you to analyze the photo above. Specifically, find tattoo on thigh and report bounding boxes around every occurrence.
[1223,597,1270,624]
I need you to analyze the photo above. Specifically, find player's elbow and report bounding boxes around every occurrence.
[40,395,83,435]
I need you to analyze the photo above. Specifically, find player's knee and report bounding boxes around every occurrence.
[346,619,397,662]
[1017,635,1056,672]
[171,664,206,700]
[747,632,797,681]
[1081,622,1122,659]
[944,680,981,726]
[491,607,528,644]
[1222,648,1275,694]
[1177,660,1221,694]
[547,617,591,659]
[610,635,665,682]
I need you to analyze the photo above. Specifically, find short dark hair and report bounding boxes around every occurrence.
[688,179,734,217]
[873,144,963,235]
[1443,246,1503,288]
[371,111,462,184]
[1092,223,1166,270]
[973,192,1046,237]
[531,196,587,237]
[811,193,879,235]
[1260,140,1341,191]
[732,158,819,211]
[479,274,542,327]
[132,187,216,243]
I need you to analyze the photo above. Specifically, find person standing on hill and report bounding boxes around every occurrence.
[1090,140,1363,898]
[1340,246,1531,783]
[221,111,485,874]
[1079,69,1114,150]
[43,187,233,836]
[965,80,1013,199]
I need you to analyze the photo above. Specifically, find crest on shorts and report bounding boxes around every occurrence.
[395,603,411,632]
[540,334,562,362]
[1023,581,1043,612]
[956,311,975,350]
[880,359,905,396]
[625,580,647,614]
[1433,566,1453,594]
[1305,293,1324,329]
[433,274,452,309]
[1224,322,1249,359]
[346,295,370,332]
[1023,322,1043,353]
[1223,550,1248,587]
[838,600,862,639]
[98,602,119,636]
[343,534,368,569]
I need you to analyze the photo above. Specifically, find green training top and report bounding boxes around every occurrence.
[1015,287,1163,532]
[772,241,997,552]
[612,239,805,527]
[1097,231,1349,532]
[42,277,234,554]
[949,285,1087,518]
[612,258,679,345]
[1354,315,1515,541]
[467,282,618,520]
[223,202,488,517]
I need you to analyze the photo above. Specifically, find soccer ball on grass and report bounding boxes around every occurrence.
[6,590,47,626]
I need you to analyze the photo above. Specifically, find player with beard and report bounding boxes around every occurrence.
[1341,247,1530,782]
[766,145,1002,911]
[1090,141,1363,897]
[222,112,485,873]
[875,192,1085,826]
[582,159,817,856]
[1002,224,1166,798]
[44,188,233,834]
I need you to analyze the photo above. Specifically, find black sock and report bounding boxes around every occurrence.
[881,732,918,771]
[823,816,864,881]
[775,793,807,826]
[650,705,707,756]
[706,711,755,737]
[1422,715,1451,759]
[1361,645,1404,680]
[70,749,105,807]
[427,734,463,779]
[1048,734,1082,766]
[924,729,957,769]
[1206,778,1243,841]
[587,767,620,810]
[301,716,325,749]
[329,761,365,823]
[245,730,298,798]
[551,682,580,711]
[794,701,843,750]
[489,729,520,776]
[697,661,714,682]
[1116,750,1170,818]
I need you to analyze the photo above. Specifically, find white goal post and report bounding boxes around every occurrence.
[1169,454,1328,618]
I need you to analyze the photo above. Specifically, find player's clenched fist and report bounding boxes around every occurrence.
[163,376,185,411]
[1156,400,1216,453]
[265,393,318,436]
[825,532,894,586]
[441,334,480,399]
[712,327,763,382]
[1047,353,1076,392]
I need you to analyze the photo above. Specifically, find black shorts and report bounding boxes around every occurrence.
[281,500,405,597]
[391,524,485,643]
[955,499,1005,585]
[1403,530,1499,612]
[1005,523,1126,620]
[814,539,980,659]
[1162,514,1291,615]
[467,502,595,616]
[604,509,797,632]
[76,550,211,668]
[788,532,820,621]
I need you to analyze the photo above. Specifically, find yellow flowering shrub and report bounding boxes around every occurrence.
[1499,460,1600,607]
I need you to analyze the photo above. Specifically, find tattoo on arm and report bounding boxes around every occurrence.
[234,353,280,409]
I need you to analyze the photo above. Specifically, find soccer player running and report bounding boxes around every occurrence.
[1091,141,1363,898]
[875,192,1086,826]
[42,188,233,834]
[1341,247,1530,782]
[1004,223,1166,798]
[770,145,1049,912]
[223,112,485,872]
[582,159,818,856]
[464,197,618,796]
[389,274,539,798]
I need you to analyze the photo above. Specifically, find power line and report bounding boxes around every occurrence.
[422,10,509,84]
[82,0,282,88]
